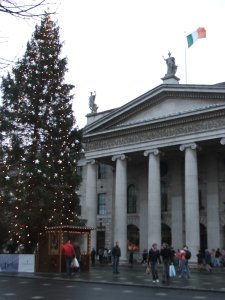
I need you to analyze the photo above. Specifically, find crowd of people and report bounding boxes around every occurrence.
[141,243,225,283]
[196,248,225,271]
[62,238,225,281]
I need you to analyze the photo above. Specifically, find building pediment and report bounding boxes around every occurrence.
[82,83,225,159]
[84,83,225,135]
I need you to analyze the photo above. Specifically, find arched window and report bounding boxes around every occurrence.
[127,184,136,214]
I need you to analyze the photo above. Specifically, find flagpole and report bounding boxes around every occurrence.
[184,31,187,84]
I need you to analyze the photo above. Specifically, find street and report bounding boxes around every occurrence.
[0,276,224,300]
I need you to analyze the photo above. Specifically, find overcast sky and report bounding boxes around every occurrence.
[1,0,225,128]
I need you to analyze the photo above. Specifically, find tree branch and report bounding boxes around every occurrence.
[0,0,55,18]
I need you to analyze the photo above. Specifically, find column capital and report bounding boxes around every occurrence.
[112,154,127,162]
[220,137,225,145]
[180,143,200,152]
[143,149,163,157]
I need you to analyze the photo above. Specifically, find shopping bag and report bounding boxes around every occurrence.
[145,266,151,274]
[71,257,79,268]
[169,264,176,277]
[74,257,80,268]
[71,258,76,268]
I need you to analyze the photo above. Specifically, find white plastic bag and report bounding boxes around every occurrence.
[169,264,176,277]
[71,257,79,268]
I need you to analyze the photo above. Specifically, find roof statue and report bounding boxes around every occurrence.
[89,91,98,113]
[163,51,177,76]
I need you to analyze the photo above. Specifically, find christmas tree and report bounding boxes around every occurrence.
[0,14,84,253]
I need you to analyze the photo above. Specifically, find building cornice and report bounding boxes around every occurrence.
[83,109,225,152]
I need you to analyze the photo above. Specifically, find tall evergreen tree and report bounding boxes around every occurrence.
[0,14,84,253]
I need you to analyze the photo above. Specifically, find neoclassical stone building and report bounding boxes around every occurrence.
[78,73,225,262]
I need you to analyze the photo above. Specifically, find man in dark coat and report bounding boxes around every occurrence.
[148,243,161,283]
[160,243,173,283]
[111,241,121,274]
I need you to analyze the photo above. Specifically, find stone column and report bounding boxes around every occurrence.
[169,157,184,250]
[144,149,161,249]
[205,154,220,249]
[112,154,127,261]
[86,159,98,249]
[180,143,200,260]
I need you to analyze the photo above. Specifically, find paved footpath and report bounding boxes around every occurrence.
[1,264,225,293]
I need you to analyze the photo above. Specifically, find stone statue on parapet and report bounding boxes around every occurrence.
[163,51,177,76]
[89,91,98,113]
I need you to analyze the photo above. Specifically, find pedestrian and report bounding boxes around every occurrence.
[108,249,112,263]
[215,248,221,267]
[196,249,204,270]
[160,243,173,283]
[129,248,134,267]
[112,241,121,274]
[204,249,212,272]
[148,243,161,283]
[62,239,76,277]
[178,247,190,279]
[74,244,81,272]
[183,245,191,278]
[98,248,103,264]
[141,249,148,264]
[91,247,96,266]
[103,248,108,264]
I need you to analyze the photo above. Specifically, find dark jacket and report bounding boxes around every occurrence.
[160,247,173,262]
[148,248,161,264]
[205,250,211,264]
[112,245,121,257]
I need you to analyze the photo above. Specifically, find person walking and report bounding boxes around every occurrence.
[141,249,148,265]
[160,243,173,283]
[91,247,96,266]
[178,247,190,279]
[129,248,134,268]
[62,239,76,277]
[215,248,221,267]
[205,249,212,272]
[196,249,204,270]
[183,245,191,278]
[148,243,161,283]
[111,241,121,274]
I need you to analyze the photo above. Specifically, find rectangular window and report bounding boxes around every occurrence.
[127,185,136,214]
[98,163,107,179]
[98,193,106,215]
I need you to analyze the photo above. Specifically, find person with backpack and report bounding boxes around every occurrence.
[183,245,191,279]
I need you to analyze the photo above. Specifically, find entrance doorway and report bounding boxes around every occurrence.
[200,223,207,251]
[127,224,139,251]
[161,223,171,245]
[97,230,105,252]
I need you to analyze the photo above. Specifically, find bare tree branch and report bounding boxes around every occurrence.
[0,0,56,18]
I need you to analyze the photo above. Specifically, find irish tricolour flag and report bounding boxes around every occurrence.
[187,27,206,48]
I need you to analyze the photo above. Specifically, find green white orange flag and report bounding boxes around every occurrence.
[187,27,206,48]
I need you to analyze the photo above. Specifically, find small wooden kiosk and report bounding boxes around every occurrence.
[36,225,94,273]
